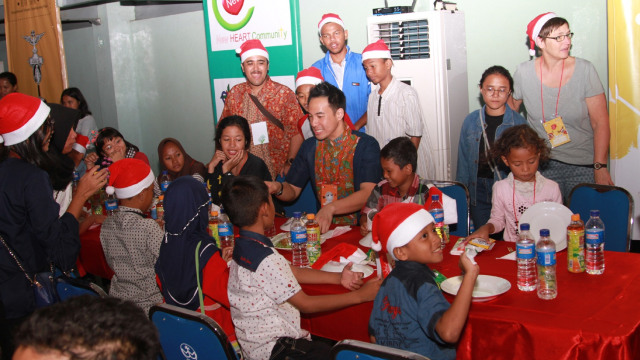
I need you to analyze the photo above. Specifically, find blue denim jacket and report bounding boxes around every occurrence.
[312,46,370,125]
[455,105,527,205]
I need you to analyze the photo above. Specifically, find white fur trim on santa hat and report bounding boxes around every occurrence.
[362,50,391,61]
[71,143,86,154]
[386,209,434,260]
[295,76,322,89]
[0,101,50,146]
[113,169,155,199]
[529,12,556,56]
[237,48,269,63]
[318,14,345,33]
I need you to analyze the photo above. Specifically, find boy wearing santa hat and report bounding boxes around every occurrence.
[362,39,435,179]
[100,158,163,314]
[221,175,381,360]
[369,202,478,359]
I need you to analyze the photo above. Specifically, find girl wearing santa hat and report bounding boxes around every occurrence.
[510,13,612,202]
[0,93,108,358]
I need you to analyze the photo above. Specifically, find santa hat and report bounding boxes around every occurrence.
[236,39,269,63]
[318,13,345,33]
[362,39,392,62]
[72,134,89,154]
[372,203,435,260]
[295,67,324,89]
[0,93,50,145]
[311,243,367,270]
[106,158,155,199]
[527,12,557,56]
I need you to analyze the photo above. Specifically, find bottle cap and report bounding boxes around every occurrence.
[590,210,600,217]
[519,223,530,231]
[307,213,315,220]
[431,194,439,201]
[159,195,164,200]
[211,210,218,216]
[540,229,550,237]
[571,214,580,221]
[293,211,302,219]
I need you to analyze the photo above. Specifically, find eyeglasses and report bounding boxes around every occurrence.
[482,87,509,97]
[543,32,574,42]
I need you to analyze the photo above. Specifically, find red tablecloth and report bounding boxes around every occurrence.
[287,223,640,359]
[77,224,114,280]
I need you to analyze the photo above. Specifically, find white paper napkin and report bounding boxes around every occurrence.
[498,251,517,261]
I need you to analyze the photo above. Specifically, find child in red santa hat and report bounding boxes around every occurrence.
[369,202,478,359]
[100,158,163,314]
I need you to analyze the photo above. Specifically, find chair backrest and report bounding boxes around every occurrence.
[568,183,634,252]
[331,339,431,360]
[431,180,470,237]
[149,303,238,360]
[56,276,107,301]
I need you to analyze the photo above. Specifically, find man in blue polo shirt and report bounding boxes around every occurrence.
[267,82,381,234]
[312,13,370,131]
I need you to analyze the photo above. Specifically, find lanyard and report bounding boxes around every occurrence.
[512,178,536,228]
[540,58,565,122]
[479,107,503,180]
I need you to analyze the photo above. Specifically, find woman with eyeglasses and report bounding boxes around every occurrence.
[0,93,107,359]
[456,66,527,229]
[510,13,613,202]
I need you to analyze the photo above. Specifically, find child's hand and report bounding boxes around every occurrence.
[340,262,364,290]
[467,225,490,242]
[459,252,480,278]
[357,276,382,302]
[221,247,233,263]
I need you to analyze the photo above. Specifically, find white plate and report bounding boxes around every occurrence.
[519,201,572,251]
[271,232,327,251]
[321,261,375,278]
[441,275,511,302]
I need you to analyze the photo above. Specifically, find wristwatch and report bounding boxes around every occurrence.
[593,162,607,170]
[275,182,284,196]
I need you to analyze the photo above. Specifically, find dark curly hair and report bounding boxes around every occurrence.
[492,124,550,162]
[14,295,162,360]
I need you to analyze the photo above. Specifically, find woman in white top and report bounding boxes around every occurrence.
[509,13,612,201]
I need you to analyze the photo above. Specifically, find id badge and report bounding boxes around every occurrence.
[543,116,571,148]
[250,121,269,145]
[319,183,338,207]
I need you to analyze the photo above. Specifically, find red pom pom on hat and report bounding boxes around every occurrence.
[295,67,324,89]
[526,12,557,56]
[371,202,435,260]
[362,39,391,62]
[106,158,155,199]
[72,134,90,154]
[0,93,50,146]
[236,39,269,63]
[318,13,345,33]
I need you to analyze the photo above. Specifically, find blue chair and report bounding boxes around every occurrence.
[568,183,634,252]
[331,339,431,360]
[432,180,470,237]
[149,303,239,360]
[56,276,107,301]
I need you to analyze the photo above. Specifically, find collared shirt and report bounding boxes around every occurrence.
[330,56,346,89]
[369,261,455,359]
[100,206,164,314]
[221,78,302,179]
[366,76,435,179]
[228,230,308,360]
[362,174,458,225]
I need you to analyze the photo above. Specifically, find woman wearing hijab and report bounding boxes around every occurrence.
[157,138,207,183]
[46,104,80,214]
[155,177,237,350]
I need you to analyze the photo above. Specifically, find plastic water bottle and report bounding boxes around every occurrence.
[159,170,171,193]
[72,170,80,193]
[290,212,309,268]
[208,210,220,248]
[585,210,605,275]
[104,187,118,216]
[156,195,165,221]
[218,208,234,249]
[567,214,585,273]
[536,229,557,300]
[516,223,537,291]
[306,214,321,265]
[428,194,446,247]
